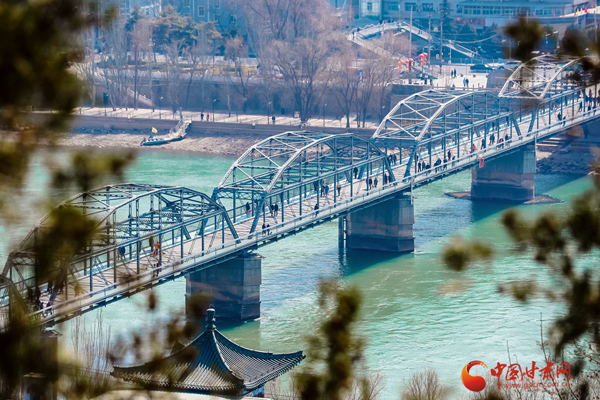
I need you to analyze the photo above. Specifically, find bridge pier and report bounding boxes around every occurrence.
[185,253,262,321]
[471,145,536,202]
[341,193,414,253]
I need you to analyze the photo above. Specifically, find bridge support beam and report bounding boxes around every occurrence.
[342,193,414,253]
[471,145,535,202]
[185,253,262,321]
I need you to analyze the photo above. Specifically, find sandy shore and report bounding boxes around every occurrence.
[60,129,270,156]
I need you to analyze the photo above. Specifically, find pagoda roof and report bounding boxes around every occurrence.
[111,309,304,395]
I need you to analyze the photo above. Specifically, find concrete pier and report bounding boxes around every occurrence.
[343,194,414,253]
[471,145,536,202]
[185,253,262,321]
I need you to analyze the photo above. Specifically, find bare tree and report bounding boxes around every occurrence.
[242,0,341,122]
[102,17,129,110]
[356,53,396,127]
[330,46,360,128]
[401,369,449,400]
[164,40,185,116]
[129,20,152,109]
[185,22,219,110]
[73,24,97,107]
[225,36,253,113]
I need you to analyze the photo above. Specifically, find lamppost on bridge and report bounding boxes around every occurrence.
[212,99,217,121]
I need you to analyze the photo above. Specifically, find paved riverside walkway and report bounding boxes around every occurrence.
[76,106,381,130]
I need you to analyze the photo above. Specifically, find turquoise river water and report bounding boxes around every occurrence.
[0,149,594,398]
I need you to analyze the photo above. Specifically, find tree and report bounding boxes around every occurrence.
[185,22,220,110]
[152,5,197,50]
[439,0,455,46]
[102,16,129,109]
[356,53,395,128]
[401,369,449,400]
[0,1,139,397]
[130,19,152,109]
[294,279,383,400]
[164,40,185,115]
[241,0,341,122]
[504,16,543,64]
[224,36,253,113]
[330,47,360,128]
[456,23,477,43]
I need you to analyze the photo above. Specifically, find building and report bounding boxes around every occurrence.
[112,308,304,396]
[357,0,592,30]
[165,0,245,35]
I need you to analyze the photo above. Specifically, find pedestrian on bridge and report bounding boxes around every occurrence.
[337,182,342,196]
[373,177,378,188]
[245,202,251,215]
[353,167,358,178]
[262,223,266,236]
[201,113,204,121]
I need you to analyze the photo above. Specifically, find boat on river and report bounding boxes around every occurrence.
[141,119,189,146]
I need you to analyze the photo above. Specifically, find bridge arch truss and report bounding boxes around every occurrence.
[214,131,396,236]
[373,89,519,177]
[1,184,236,317]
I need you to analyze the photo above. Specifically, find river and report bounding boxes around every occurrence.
[0,149,592,398]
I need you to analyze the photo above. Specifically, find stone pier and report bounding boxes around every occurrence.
[471,145,536,202]
[185,253,261,321]
[342,193,414,253]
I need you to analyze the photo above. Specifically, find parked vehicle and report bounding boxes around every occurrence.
[470,64,494,72]
[498,60,521,70]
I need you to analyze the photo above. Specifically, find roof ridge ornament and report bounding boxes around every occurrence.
[206,305,216,330]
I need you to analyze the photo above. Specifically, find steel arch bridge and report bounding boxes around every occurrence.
[2,55,600,328]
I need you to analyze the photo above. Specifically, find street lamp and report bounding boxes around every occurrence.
[212,99,217,121]
[267,102,272,124]
[159,97,163,119]
[323,104,327,127]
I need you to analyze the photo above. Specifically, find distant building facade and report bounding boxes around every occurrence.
[165,0,246,35]
[356,0,593,30]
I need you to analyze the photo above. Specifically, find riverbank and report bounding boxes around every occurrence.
[57,114,374,156]
[62,127,270,156]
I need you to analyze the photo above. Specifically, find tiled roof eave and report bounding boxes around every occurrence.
[243,354,306,392]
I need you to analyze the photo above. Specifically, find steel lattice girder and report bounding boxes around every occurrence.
[2,184,232,286]
[373,89,514,144]
[215,131,395,199]
[498,55,583,101]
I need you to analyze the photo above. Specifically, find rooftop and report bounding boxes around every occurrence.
[111,308,304,396]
